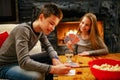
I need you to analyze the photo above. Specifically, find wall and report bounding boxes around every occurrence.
[0,0,19,23]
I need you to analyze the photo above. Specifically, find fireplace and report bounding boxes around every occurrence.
[56,21,103,46]
[57,22,79,46]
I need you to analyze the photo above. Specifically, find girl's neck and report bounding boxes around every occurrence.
[81,32,89,40]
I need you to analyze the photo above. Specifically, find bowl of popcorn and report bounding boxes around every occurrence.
[89,58,120,80]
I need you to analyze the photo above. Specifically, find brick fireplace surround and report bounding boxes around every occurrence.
[2,0,120,54]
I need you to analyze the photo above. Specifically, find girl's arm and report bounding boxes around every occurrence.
[78,37,109,56]
[89,37,109,55]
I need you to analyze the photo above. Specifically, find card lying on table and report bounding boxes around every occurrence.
[65,69,76,76]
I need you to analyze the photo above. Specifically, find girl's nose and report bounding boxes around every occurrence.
[82,24,86,28]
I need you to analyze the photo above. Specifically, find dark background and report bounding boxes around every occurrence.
[0,0,120,54]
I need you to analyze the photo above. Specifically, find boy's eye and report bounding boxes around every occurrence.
[50,22,54,25]
[48,21,53,25]
[50,22,56,26]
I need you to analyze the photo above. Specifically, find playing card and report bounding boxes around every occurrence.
[64,36,71,43]
[69,62,79,68]
[64,34,80,44]
[65,69,76,76]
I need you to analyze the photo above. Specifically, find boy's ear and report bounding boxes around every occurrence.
[39,14,44,20]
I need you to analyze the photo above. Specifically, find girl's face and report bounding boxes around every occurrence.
[39,14,60,35]
[79,16,91,33]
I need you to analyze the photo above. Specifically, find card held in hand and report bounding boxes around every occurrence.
[64,34,80,44]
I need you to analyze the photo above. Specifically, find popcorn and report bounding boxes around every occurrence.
[93,63,120,71]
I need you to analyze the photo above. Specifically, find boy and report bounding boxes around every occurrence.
[0,3,71,80]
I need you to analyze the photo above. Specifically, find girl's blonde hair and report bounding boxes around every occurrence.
[78,13,102,49]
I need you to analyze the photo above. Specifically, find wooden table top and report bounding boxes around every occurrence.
[57,53,120,80]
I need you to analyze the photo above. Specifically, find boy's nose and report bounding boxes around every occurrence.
[51,26,55,31]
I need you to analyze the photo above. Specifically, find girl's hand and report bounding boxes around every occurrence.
[64,34,80,45]
[66,40,73,51]
[78,51,90,56]
[69,34,80,44]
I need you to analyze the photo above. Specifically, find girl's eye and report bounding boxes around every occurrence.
[86,23,90,27]
[81,21,84,24]
[86,24,88,26]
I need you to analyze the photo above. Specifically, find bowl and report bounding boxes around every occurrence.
[89,58,120,80]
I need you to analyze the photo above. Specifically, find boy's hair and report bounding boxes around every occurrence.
[33,3,63,21]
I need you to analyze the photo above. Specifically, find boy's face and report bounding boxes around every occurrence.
[39,14,60,35]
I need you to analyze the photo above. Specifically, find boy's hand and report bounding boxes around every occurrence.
[50,64,71,74]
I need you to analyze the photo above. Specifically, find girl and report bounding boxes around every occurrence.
[65,13,109,56]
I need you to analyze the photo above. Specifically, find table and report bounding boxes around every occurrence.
[57,53,120,80]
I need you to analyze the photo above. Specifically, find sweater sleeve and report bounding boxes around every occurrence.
[40,33,59,59]
[88,37,109,55]
[15,26,50,73]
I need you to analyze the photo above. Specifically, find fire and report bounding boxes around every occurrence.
[66,30,77,36]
